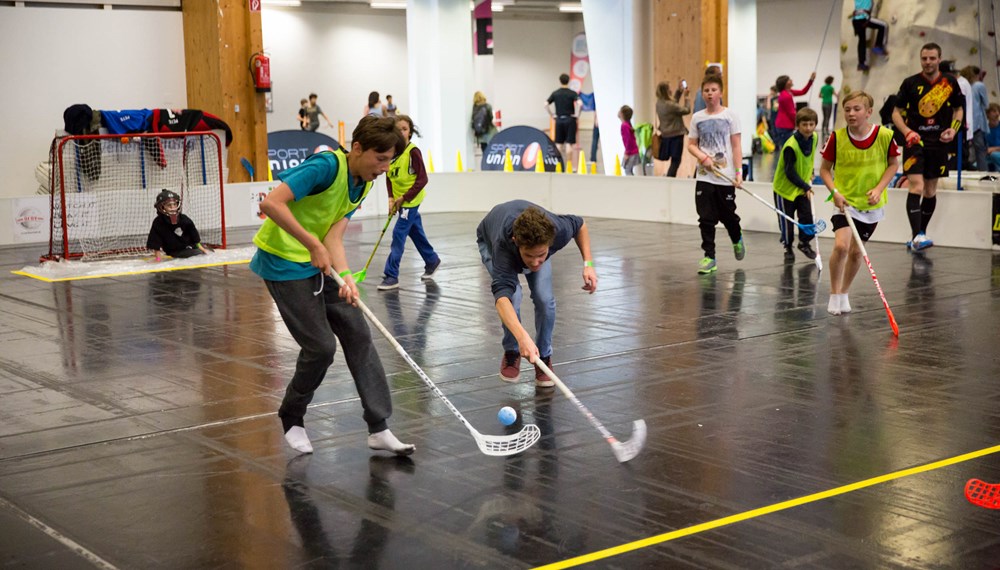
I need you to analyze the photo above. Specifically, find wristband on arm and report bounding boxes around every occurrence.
[951,119,962,131]
[583,260,594,268]
[338,270,352,278]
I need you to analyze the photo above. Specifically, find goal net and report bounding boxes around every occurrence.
[44,132,226,261]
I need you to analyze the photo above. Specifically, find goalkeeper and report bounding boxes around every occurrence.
[147,189,209,261]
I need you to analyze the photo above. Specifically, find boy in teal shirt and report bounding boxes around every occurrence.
[251,116,415,456]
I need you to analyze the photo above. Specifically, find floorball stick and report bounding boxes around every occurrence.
[712,167,827,235]
[331,272,541,456]
[810,192,823,272]
[965,478,1000,509]
[843,211,900,337]
[533,359,646,463]
[352,213,394,283]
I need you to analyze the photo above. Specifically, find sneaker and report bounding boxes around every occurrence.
[733,237,746,261]
[421,257,441,280]
[377,276,399,290]
[784,246,796,263]
[905,239,914,251]
[797,242,817,260]
[872,46,888,57]
[697,257,717,274]
[500,351,521,382]
[857,64,870,72]
[534,355,554,388]
[913,233,934,251]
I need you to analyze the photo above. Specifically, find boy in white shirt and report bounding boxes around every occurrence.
[687,75,746,274]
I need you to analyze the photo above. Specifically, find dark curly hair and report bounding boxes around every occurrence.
[512,207,556,249]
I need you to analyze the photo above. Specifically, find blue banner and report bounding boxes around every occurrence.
[267,130,340,177]
[481,126,563,172]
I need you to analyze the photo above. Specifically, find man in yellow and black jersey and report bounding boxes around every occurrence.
[892,42,964,251]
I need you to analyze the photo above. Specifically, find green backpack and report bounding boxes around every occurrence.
[634,123,653,154]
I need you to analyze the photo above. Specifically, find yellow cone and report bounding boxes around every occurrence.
[565,157,573,174]
[577,151,586,175]
[590,162,597,175]
[456,150,464,172]
[614,155,622,176]
[427,152,435,173]
[535,147,545,172]
[503,148,514,172]
[555,161,563,173]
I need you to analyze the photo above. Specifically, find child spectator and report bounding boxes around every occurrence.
[773,107,820,262]
[619,105,640,176]
[819,91,900,315]
[297,98,309,130]
[819,76,838,139]
[147,189,208,261]
[687,75,746,275]
[378,115,442,290]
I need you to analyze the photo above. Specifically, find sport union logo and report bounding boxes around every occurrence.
[520,142,541,169]
[16,207,44,230]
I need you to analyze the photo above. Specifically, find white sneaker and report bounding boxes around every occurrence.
[913,233,934,251]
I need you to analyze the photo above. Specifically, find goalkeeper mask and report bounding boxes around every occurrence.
[155,189,181,224]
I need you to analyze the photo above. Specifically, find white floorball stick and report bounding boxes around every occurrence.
[331,272,541,456]
[810,192,823,272]
[533,359,647,463]
[712,167,828,235]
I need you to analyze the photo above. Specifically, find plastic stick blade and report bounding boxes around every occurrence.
[474,424,541,456]
[610,420,647,463]
[810,219,828,235]
[352,269,367,283]
[887,307,900,337]
[965,479,1000,509]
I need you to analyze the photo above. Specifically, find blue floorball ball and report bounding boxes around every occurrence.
[497,406,517,426]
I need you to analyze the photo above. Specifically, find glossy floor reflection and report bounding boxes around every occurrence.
[2,214,1000,569]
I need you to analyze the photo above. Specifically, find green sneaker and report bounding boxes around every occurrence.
[697,257,717,274]
[733,237,746,261]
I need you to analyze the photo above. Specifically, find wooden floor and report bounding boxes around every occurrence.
[2,213,1000,569]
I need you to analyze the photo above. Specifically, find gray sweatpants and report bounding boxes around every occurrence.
[264,273,392,433]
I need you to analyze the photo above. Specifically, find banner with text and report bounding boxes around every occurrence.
[481,126,563,172]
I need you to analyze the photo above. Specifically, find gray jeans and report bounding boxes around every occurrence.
[264,274,392,433]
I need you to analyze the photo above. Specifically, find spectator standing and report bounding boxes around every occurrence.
[385,95,398,117]
[986,103,1000,171]
[365,91,388,118]
[654,81,691,177]
[819,76,838,139]
[472,91,498,152]
[619,105,640,176]
[773,73,816,152]
[298,98,309,130]
[962,66,989,171]
[545,74,581,164]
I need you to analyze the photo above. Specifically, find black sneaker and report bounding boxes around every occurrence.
[784,247,796,263]
[797,242,817,260]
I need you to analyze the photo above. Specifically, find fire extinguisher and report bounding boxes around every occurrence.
[249,52,271,93]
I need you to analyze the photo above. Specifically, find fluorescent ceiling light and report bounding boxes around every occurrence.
[558,2,582,12]
[262,0,301,6]
[371,1,407,8]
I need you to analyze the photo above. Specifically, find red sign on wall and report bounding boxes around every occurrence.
[249,0,261,12]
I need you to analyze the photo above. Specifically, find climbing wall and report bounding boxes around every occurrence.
[838,0,999,124]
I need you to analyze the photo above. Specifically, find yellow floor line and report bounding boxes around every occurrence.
[12,259,250,282]
[535,444,1000,569]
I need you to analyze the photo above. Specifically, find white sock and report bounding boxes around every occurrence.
[840,294,852,313]
[827,294,842,315]
[368,429,415,456]
[284,426,313,454]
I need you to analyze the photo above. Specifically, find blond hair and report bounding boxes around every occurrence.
[841,90,873,110]
[473,91,487,106]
